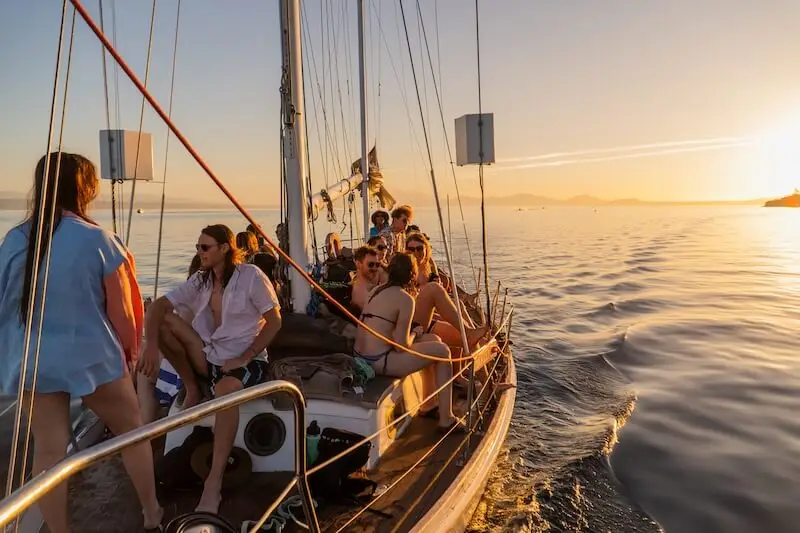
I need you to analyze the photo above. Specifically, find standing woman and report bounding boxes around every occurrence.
[0,153,163,532]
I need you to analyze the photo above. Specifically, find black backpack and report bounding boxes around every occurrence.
[308,428,377,505]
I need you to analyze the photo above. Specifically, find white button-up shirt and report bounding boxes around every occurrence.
[165,264,280,365]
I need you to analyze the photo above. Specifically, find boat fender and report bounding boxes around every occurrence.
[190,443,253,489]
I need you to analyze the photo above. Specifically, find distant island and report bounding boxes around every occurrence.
[763,190,800,208]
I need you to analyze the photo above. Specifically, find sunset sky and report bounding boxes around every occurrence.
[1,0,799,205]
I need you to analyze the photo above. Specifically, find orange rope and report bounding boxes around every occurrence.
[69,0,483,363]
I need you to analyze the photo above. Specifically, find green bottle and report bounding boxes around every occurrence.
[306,421,321,466]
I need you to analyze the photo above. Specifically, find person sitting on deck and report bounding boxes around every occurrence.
[379,204,413,257]
[351,245,381,312]
[139,223,282,514]
[246,223,272,254]
[324,231,343,259]
[369,208,389,237]
[236,230,259,263]
[353,252,464,431]
[367,235,389,284]
[405,232,488,358]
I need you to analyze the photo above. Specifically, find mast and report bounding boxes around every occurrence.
[357,0,370,242]
[280,0,312,311]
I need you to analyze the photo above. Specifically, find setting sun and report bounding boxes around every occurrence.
[755,113,800,197]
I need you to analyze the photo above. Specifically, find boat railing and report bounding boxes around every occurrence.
[0,307,513,533]
[330,309,516,532]
[0,380,320,533]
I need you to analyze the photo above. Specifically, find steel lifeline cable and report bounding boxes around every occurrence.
[67,0,483,364]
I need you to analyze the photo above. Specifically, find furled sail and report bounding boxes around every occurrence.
[350,145,396,210]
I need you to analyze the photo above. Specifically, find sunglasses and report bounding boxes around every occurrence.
[196,243,218,252]
[376,245,386,251]
[367,261,379,269]
[406,245,424,253]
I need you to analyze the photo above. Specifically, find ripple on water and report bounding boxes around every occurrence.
[4,206,800,532]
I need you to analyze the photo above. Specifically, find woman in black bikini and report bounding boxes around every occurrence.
[353,253,462,431]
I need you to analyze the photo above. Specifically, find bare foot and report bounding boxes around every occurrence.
[195,484,222,514]
[143,505,164,530]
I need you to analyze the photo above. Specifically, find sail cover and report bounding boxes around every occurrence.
[351,146,396,210]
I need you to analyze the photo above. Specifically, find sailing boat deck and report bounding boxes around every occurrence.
[43,355,514,533]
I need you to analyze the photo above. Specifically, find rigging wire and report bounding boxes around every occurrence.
[300,28,320,264]
[369,0,430,171]
[474,0,492,321]
[414,0,479,291]
[16,7,80,495]
[98,0,117,234]
[5,0,70,501]
[397,0,471,359]
[300,4,331,190]
[70,0,483,364]
[376,0,382,147]
[124,0,157,247]
[153,0,182,300]
[330,3,353,164]
[110,0,124,233]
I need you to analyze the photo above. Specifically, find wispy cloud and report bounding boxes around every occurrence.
[496,137,752,171]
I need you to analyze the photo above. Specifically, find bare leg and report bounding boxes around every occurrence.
[26,392,71,533]
[83,377,163,530]
[136,372,159,425]
[379,341,457,427]
[196,376,242,514]
[159,314,207,408]
[415,283,487,347]
[418,366,438,412]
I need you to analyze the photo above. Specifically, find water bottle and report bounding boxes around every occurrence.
[306,421,321,466]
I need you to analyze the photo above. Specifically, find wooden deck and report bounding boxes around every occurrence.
[29,355,511,533]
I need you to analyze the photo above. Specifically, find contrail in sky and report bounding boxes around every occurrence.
[497,136,752,170]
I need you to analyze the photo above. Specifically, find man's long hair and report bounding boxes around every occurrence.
[196,224,243,289]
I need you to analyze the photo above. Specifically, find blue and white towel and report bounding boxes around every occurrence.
[155,358,182,406]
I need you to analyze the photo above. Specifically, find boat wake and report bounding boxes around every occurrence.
[468,336,662,532]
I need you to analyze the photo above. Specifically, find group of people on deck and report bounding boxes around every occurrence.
[346,205,489,432]
[0,153,489,532]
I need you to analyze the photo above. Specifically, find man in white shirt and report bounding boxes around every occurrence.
[139,224,282,514]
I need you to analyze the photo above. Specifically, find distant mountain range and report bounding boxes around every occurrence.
[454,193,767,207]
[0,190,768,210]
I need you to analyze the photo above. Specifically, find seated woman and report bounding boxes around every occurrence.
[236,231,259,263]
[353,253,462,431]
[405,232,487,353]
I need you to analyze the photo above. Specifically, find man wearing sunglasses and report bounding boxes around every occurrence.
[139,224,282,515]
[378,204,413,257]
[351,245,381,312]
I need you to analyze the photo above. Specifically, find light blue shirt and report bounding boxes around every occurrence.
[0,215,130,397]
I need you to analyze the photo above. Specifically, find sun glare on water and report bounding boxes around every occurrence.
[755,114,800,197]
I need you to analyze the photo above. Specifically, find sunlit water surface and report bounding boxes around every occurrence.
[3,205,800,532]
